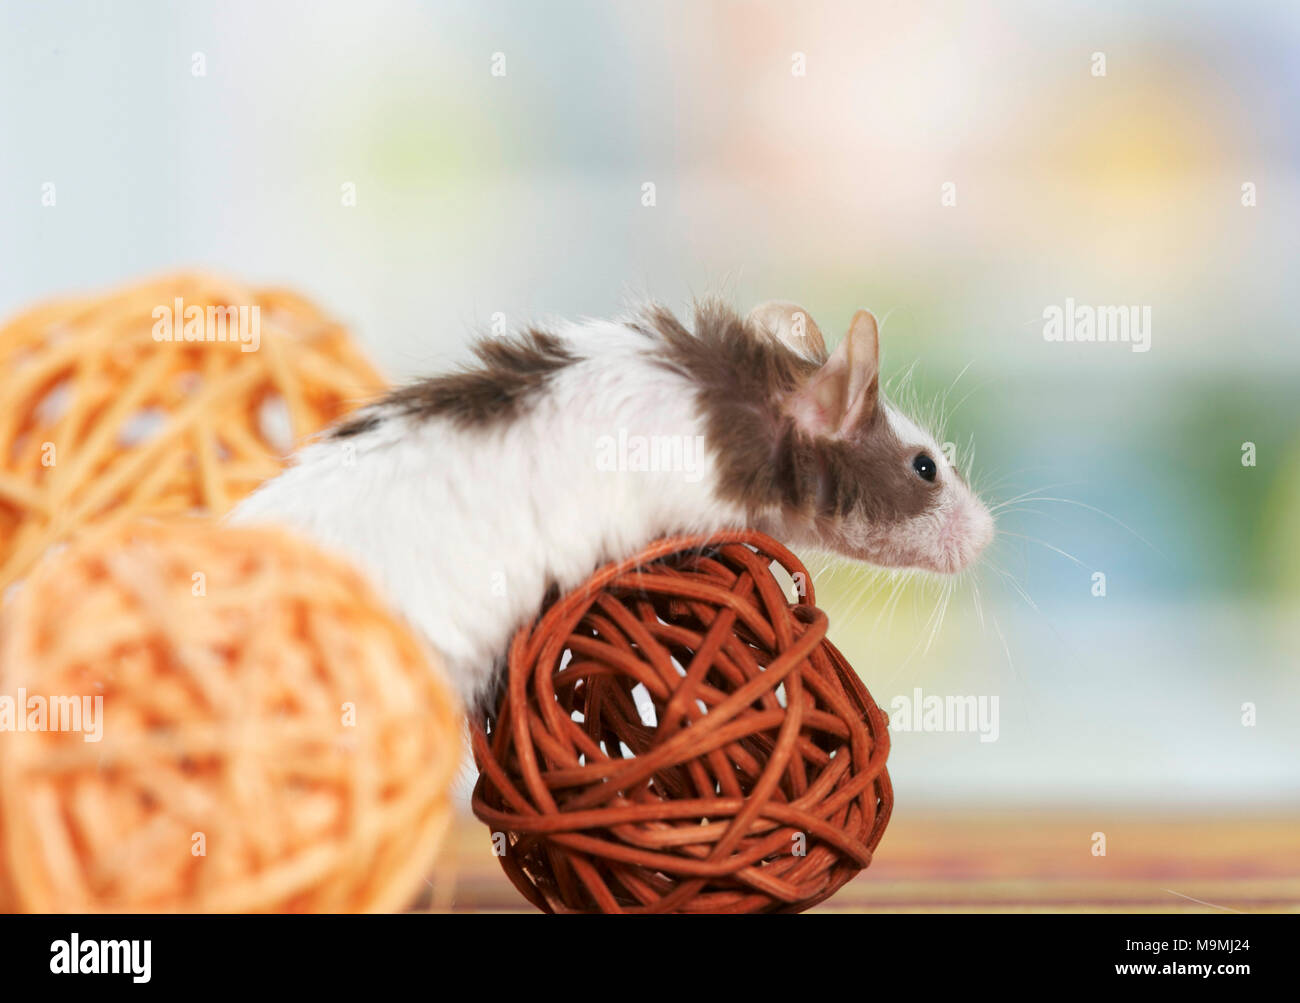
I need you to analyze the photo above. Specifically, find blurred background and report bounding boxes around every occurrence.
[1,0,1296,813]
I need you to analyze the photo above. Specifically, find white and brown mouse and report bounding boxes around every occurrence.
[233,300,994,708]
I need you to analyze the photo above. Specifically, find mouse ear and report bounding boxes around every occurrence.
[786,309,879,438]
[746,300,827,359]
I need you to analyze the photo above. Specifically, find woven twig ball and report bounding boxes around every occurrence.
[471,530,893,914]
[0,273,385,591]
[0,519,462,912]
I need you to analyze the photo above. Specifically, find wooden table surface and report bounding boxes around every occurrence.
[424,810,1300,913]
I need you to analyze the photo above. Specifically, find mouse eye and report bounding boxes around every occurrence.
[912,453,937,482]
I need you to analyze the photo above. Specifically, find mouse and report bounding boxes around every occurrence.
[231,299,995,710]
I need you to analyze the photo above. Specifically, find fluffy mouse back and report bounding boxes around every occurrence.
[232,299,993,709]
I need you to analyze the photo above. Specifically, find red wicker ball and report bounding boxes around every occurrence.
[470,530,893,914]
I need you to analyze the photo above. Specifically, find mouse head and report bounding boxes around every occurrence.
[748,301,994,574]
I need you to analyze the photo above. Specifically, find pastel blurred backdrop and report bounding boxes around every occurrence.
[2,0,1296,819]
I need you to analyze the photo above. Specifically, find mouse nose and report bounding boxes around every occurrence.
[970,501,995,555]
[947,497,994,571]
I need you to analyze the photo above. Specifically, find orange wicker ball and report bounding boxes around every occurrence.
[471,530,893,914]
[0,272,385,591]
[0,518,462,912]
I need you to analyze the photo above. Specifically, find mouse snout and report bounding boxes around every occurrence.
[940,493,995,572]
[968,497,995,556]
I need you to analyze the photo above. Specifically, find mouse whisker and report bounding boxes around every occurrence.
[997,496,1164,557]
[996,530,1089,570]
[971,576,986,634]
[987,481,1083,511]
[985,559,1042,615]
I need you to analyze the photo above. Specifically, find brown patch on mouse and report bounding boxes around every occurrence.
[331,328,578,437]
[331,412,382,439]
[635,301,936,525]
